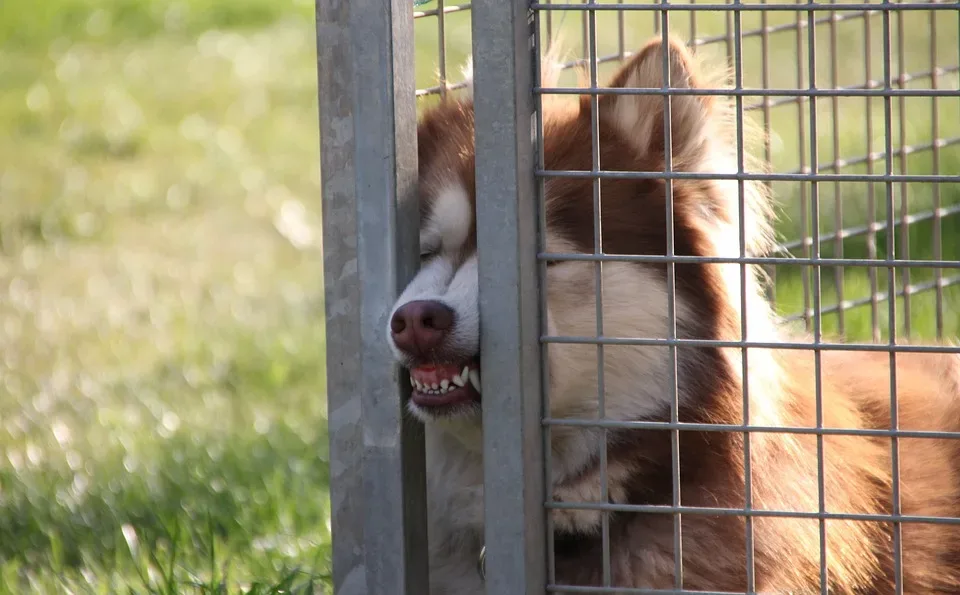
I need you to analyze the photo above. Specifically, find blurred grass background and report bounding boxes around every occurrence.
[0,0,957,592]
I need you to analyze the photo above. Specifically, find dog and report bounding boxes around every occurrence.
[385,34,960,594]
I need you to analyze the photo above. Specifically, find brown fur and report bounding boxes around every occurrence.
[414,35,960,593]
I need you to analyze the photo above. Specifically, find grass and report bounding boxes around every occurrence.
[1,0,330,591]
[0,0,957,592]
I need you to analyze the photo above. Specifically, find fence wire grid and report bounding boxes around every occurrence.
[334,0,960,592]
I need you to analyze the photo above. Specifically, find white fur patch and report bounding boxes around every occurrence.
[460,58,473,99]
[421,185,472,256]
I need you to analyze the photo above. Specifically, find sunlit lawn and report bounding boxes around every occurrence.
[0,0,957,592]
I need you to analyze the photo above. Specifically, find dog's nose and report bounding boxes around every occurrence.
[390,300,455,357]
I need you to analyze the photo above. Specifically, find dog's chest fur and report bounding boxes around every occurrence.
[424,428,486,595]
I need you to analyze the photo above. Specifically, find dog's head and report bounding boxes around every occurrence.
[387,36,773,426]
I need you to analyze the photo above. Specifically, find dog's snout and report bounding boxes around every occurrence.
[390,300,455,357]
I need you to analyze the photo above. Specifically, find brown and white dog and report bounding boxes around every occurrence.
[385,35,960,594]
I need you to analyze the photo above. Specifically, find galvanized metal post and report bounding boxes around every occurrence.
[316,0,429,594]
[473,1,548,593]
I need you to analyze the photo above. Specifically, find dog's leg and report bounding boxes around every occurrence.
[551,459,631,535]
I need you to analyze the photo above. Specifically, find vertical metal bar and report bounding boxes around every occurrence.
[582,0,590,69]
[546,0,554,46]
[473,0,547,592]
[930,11,944,339]
[797,0,812,331]
[806,9,829,594]
[585,2,612,588]
[690,0,697,44]
[881,6,904,591]
[317,1,429,594]
[658,6,683,590]
[829,1,844,336]
[731,4,755,592]
[317,2,366,592]
[760,0,775,304]
[438,0,448,100]
[759,4,771,170]
[725,0,734,69]
[617,0,626,62]
[533,9,557,586]
[864,11,880,343]
[896,5,911,338]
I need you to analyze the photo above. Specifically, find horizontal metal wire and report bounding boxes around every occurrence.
[539,253,960,269]
[415,80,471,97]
[555,50,951,78]
[540,336,960,353]
[802,135,959,176]
[537,85,960,98]
[545,15,952,86]
[536,168,958,184]
[413,2,471,18]
[778,202,960,253]
[543,417,960,440]
[746,66,960,110]
[549,587,748,595]
[531,2,958,12]
[545,501,960,526]
[781,275,960,323]
[536,66,959,113]
[695,8,881,45]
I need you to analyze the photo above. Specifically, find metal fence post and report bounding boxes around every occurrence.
[473,1,548,593]
[317,1,429,594]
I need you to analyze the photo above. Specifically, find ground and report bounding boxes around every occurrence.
[0,0,957,593]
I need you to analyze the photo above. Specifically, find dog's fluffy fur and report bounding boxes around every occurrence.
[387,35,960,593]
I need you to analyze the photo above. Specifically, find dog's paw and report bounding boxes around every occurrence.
[550,465,629,534]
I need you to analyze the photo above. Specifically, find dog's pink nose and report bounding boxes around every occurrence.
[390,300,455,358]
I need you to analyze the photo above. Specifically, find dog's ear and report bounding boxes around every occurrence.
[597,36,716,167]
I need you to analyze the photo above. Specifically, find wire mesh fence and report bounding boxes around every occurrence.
[528,1,959,593]
[416,0,959,340]
[324,0,960,592]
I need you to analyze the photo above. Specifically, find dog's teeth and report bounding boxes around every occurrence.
[452,374,465,387]
[410,376,416,387]
[431,383,439,390]
[440,380,450,390]
[469,369,481,392]
[461,366,469,380]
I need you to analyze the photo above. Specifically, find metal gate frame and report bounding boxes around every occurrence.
[317,1,430,593]
[318,0,960,593]
[317,0,545,592]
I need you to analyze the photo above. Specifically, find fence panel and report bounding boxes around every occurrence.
[531,1,960,594]
[320,0,960,593]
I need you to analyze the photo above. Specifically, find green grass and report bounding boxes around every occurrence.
[0,0,957,592]
[1,0,330,591]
